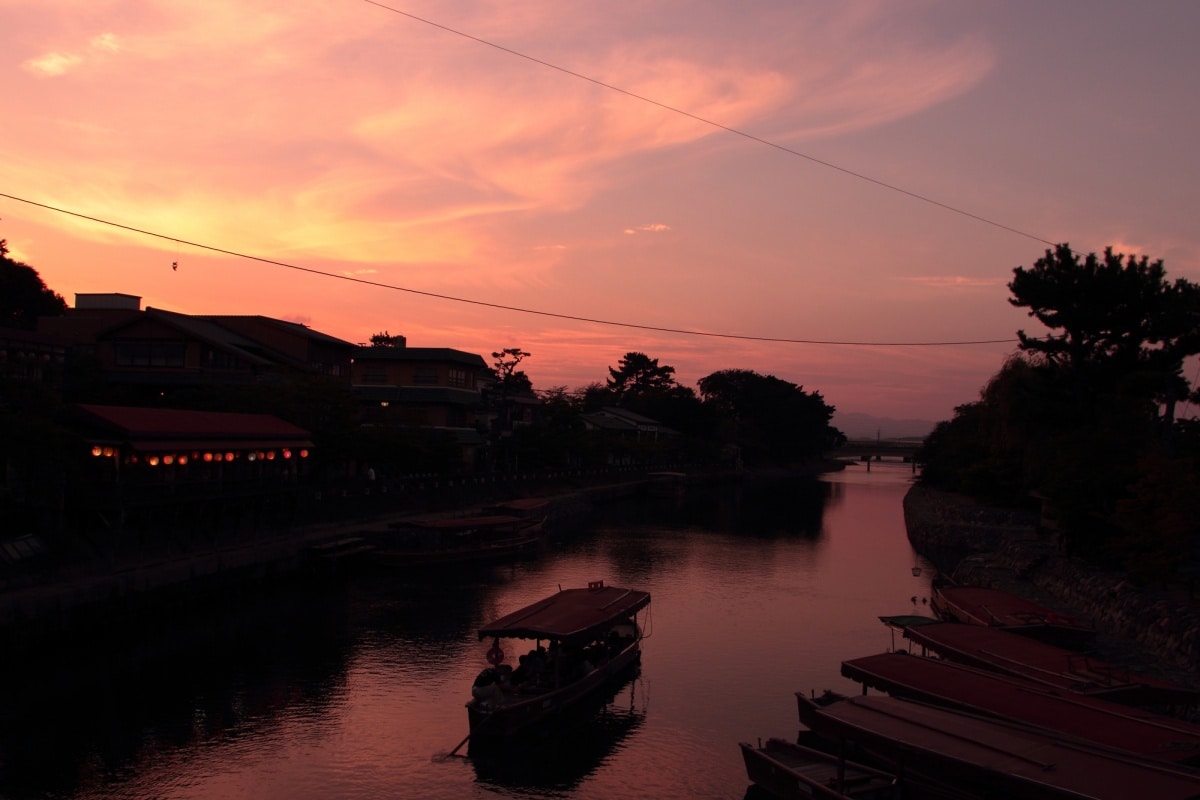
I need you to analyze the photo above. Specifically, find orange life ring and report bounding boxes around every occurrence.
[486,645,505,666]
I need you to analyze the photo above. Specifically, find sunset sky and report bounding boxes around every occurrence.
[3,1,1199,423]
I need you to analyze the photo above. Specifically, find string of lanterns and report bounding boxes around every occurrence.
[90,446,309,465]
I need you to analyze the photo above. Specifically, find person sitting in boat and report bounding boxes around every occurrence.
[512,654,531,686]
[495,663,514,690]
[531,648,549,685]
[584,642,605,666]
[471,668,504,705]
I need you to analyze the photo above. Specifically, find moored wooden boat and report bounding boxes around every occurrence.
[930,575,1096,648]
[796,691,1200,800]
[841,651,1200,768]
[367,514,545,567]
[889,618,1200,710]
[484,497,554,518]
[465,581,651,744]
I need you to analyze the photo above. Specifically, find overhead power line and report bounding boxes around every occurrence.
[361,0,1058,248]
[0,192,1017,346]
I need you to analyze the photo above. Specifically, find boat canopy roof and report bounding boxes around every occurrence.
[478,584,650,646]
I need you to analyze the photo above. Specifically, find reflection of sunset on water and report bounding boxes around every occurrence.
[0,464,931,799]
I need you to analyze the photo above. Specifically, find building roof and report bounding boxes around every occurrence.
[353,345,488,368]
[201,315,357,348]
[103,308,277,367]
[44,301,354,373]
[68,404,312,450]
[581,406,678,435]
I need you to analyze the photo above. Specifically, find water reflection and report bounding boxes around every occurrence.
[352,572,495,649]
[628,474,834,537]
[0,579,355,800]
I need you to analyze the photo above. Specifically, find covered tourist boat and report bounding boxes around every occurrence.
[466,581,651,741]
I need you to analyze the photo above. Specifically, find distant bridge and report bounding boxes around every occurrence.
[834,439,922,463]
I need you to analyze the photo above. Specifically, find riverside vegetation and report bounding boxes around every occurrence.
[911,244,1200,680]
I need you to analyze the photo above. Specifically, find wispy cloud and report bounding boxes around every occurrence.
[90,33,121,53]
[24,52,82,76]
[624,223,671,235]
[23,32,122,76]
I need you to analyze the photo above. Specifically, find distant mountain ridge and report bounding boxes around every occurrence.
[833,411,936,440]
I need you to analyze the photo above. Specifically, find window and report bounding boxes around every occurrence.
[413,367,439,385]
[362,367,387,384]
[203,347,241,370]
[114,342,186,368]
[448,367,467,388]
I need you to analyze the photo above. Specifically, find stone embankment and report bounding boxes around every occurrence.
[904,483,1200,686]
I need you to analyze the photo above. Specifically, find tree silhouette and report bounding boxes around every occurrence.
[491,347,533,394]
[0,243,67,330]
[1009,244,1200,414]
[368,331,405,347]
[698,368,842,465]
[606,352,676,403]
[920,244,1200,574]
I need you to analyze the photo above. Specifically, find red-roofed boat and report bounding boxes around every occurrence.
[930,575,1096,648]
[884,618,1200,710]
[465,581,651,742]
[841,651,1200,768]
[796,691,1200,800]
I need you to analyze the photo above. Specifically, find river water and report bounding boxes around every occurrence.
[1,461,935,800]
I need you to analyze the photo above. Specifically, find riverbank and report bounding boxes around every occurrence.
[903,483,1200,688]
[0,467,764,647]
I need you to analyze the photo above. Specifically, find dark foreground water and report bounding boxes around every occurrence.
[0,462,935,800]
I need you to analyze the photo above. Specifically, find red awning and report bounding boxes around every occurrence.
[71,404,312,453]
[126,438,311,453]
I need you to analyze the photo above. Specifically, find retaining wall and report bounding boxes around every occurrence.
[903,483,1200,675]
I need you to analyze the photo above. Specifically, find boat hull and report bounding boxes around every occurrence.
[467,642,641,740]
